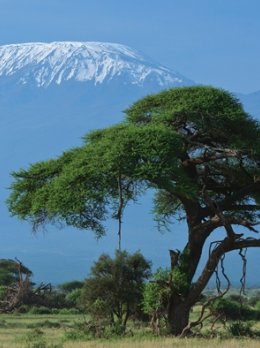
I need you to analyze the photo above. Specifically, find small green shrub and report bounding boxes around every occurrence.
[28,306,52,314]
[57,307,80,315]
[142,268,170,333]
[25,328,63,348]
[0,285,7,300]
[0,319,6,327]
[63,330,90,341]
[58,281,84,293]
[255,300,260,311]
[228,321,254,337]
[51,308,59,314]
[227,294,247,304]
[103,322,126,337]
[26,328,44,341]
[26,343,63,348]
[27,320,61,329]
[210,297,253,320]
[248,291,260,306]
[65,288,82,307]
[16,304,30,313]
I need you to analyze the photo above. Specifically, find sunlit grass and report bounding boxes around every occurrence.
[0,313,259,348]
[55,338,260,348]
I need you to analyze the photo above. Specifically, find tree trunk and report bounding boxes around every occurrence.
[168,294,191,335]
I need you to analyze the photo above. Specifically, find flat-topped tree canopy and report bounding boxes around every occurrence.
[7,86,260,335]
[126,86,259,150]
[126,87,260,224]
[8,122,184,236]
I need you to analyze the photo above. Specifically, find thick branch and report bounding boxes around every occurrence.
[225,217,259,233]
[187,238,260,306]
[201,186,236,239]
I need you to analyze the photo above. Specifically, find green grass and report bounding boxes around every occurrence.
[0,313,259,348]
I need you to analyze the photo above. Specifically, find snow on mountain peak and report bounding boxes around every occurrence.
[0,41,192,88]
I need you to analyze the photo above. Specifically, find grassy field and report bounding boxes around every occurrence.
[0,313,259,348]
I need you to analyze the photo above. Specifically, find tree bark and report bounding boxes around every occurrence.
[168,294,190,335]
[167,237,260,335]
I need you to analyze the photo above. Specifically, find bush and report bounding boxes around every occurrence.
[27,320,61,329]
[63,329,91,341]
[65,288,82,307]
[143,268,170,316]
[16,304,30,313]
[57,308,81,315]
[228,321,254,337]
[255,300,260,311]
[142,268,170,333]
[41,292,66,309]
[28,306,52,314]
[58,281,84,293]
[210,297,253,320]
[0,285,7,300]
[248,291,260,306]
[227,293,247,304]
[81,250,151,331]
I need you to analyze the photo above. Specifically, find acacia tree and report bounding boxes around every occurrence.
[81,250,151,331]
[8,86,260,335]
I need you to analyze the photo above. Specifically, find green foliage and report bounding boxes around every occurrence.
[63,329,91,341]
[0,259,32,286]
[0,285,7,300]
[28,306,52,315]
[27,320,61,329]
[58,280,84,293]
[248,291,260,306]
[142,268,170,320]
[126,86,259,150]
[256,300,260,311]
[8,86,260,238]
[57,307,81,315]
[56,281,83,308]
[227,293,248,304]
[171,268,190,295]
[227,321,254,337]
[34,291,67,309]
[171,248,191,295]
[81,250,151,330]
[210,297,253,320]
[65,288,82,307]
[8,122,185,237]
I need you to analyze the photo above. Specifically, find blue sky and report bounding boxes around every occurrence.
[1,0,260,93]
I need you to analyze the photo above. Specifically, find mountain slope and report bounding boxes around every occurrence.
[0,41,193,88]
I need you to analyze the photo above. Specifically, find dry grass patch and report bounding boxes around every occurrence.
[62,338,260,348]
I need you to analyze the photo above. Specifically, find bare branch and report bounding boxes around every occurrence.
[201,186,236,239]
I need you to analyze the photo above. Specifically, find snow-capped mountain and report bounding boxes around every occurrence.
[0,41,193,88]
